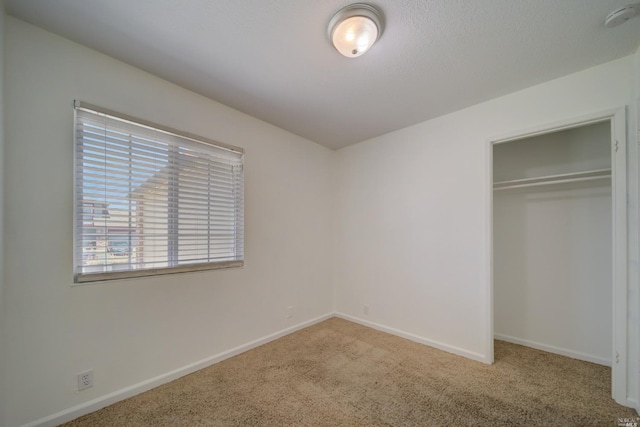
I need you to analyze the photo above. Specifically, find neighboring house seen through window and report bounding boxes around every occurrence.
[73,101,244,283]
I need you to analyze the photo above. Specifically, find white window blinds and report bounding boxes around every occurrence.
[73,101,244,283]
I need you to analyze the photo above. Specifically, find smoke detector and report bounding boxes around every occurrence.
[605,4,638,28]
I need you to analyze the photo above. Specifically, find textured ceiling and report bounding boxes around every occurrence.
[6,0,640,149]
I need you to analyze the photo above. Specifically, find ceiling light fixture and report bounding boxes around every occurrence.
[328,3,384,58]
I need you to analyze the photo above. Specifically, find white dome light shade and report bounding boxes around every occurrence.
[328,4,384,58]
[332,16,378,57]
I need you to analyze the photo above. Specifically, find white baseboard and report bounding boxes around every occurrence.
[494,333,611,366]
[625,397,639,413]
[21,313,334,427]
[335,313,490,364]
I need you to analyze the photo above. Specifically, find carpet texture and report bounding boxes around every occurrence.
[63,318,637,426]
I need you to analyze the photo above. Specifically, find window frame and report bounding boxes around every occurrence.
[73,101,244,283]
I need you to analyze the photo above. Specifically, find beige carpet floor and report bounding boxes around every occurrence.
[63,317,638,426]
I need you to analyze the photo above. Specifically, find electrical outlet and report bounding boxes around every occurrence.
[287,306,294,319]
[77,370,93,391]
[363,304,370,315]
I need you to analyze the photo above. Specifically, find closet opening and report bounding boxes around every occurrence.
[488,108,627,405]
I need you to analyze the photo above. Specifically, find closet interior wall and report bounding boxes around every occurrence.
[493,121,613,366]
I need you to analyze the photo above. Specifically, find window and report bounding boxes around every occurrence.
[73,101,244,283]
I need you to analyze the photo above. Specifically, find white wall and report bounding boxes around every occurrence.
[0,2,6,427]
[3,17,334,427]
[493,123,612,365]
[334,55,638,403]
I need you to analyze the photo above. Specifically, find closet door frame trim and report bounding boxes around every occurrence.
[486,107,628,406]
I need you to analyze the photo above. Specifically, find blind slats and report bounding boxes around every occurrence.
[74,103,244,283]
[78,145,239,177]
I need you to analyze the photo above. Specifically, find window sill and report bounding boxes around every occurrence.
[73,260,244,284]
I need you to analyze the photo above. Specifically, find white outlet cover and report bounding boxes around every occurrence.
[77,370,94,391]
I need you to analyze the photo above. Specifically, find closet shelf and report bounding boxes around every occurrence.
[493,168,611,191]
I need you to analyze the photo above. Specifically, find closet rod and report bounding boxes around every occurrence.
[494,168,611,190]
[494,174,610,191]
[494,168,610,186]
